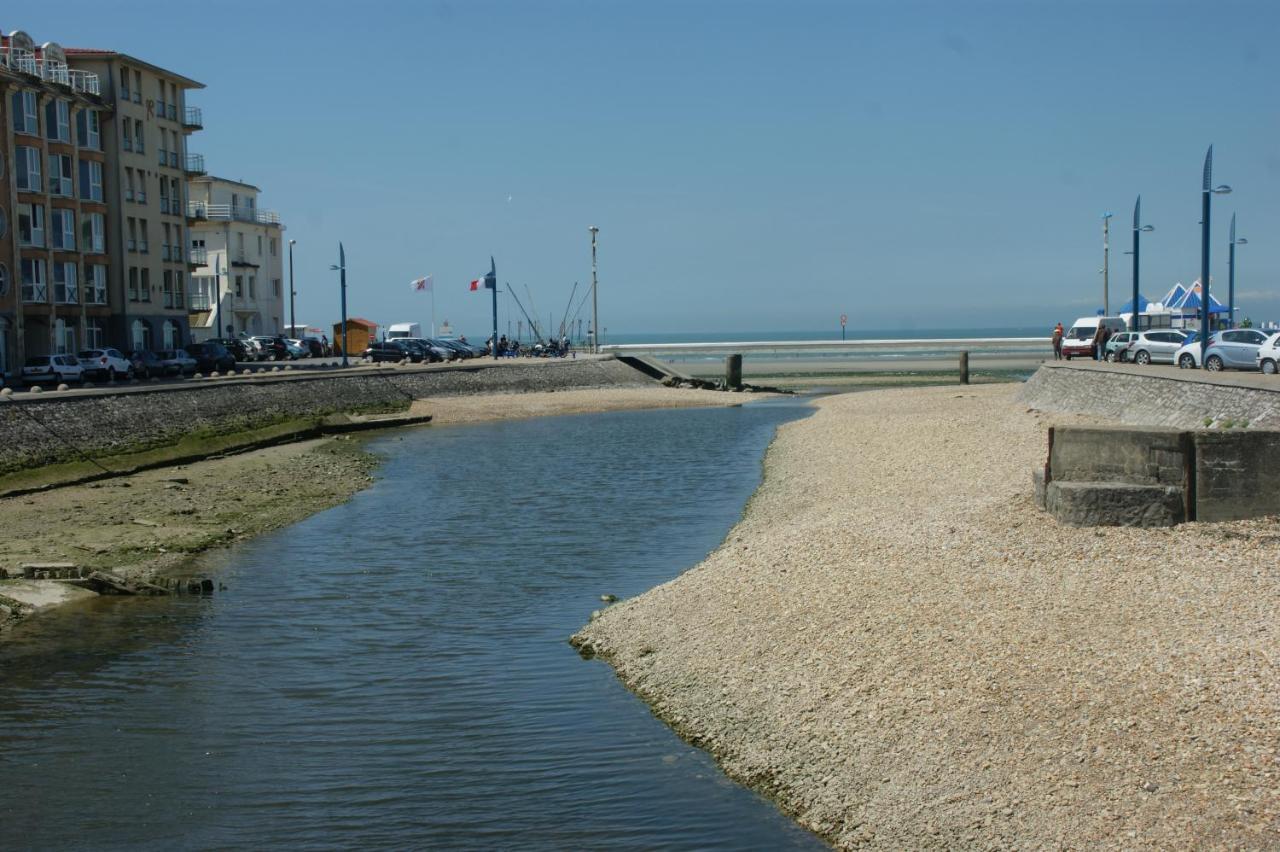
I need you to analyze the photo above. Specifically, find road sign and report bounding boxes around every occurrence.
[840,314,848,326]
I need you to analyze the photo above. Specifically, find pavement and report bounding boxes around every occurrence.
[1046,359,1280,391]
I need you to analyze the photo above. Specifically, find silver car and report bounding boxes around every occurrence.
[1126,330,1190,365]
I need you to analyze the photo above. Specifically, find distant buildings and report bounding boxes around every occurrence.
[0,26,287,380]
[187,176,285,339]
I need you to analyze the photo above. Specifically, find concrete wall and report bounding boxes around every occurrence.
[1194,430,1280,522]
[0,357,654,473]
[1016,364,1280,429]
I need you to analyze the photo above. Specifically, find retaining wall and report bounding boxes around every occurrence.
[0,358,654,474]
[1016,364,1280,429]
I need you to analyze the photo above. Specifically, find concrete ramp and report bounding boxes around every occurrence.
[615,354,695,383]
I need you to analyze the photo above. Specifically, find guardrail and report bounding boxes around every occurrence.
[186,202,281,225]
[601,337,1050,355]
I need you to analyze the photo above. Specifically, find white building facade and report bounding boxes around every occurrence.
[187,176,284,340]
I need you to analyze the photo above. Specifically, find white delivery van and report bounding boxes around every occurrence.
[1061,316,1127,359]
[388,323,421,340]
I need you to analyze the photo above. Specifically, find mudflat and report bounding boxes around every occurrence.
[573,383,1279,848]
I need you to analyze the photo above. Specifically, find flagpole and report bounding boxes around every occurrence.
[431,283,436,338]
[490,256,498,360]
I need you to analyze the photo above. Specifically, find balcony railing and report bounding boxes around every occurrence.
[122,137,133,152]
[182,106,203,129]
[161,245,171,261]
[158,148,168,167]
[39,60,70,87]
[190,291,212,311]
[159,197,169,214]
[22,282,48,303]
[68,70,101,96]
[169,151,179,168]
[1,47,38,75]
[186,202,282,225]
[184,153,206,175]
[137,190,147,203]
[189,246,208,265]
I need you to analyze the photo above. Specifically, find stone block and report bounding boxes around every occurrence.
[1050,426,1190,487]
[1046,481,1185,527]
[1032,467,1047,509]
[1194,430,1280,522]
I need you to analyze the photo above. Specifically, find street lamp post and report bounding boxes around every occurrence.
[330,243,348,367]
[1101,212,1113,316]
[1227,214,1247,329]
[213,258,226,342]
[589,225,599,354]
[288,239,297,338]
[1130,196,1154,331]
[1200,145,1232,360]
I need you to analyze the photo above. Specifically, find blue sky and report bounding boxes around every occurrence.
[19,0,1280,336]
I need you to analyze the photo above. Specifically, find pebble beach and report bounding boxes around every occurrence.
[573,383,1279,848]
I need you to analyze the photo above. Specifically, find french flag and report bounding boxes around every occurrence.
[469,275,495,291]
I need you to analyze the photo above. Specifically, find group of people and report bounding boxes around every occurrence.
[1049,321,1114,361]
[483,334,574,358]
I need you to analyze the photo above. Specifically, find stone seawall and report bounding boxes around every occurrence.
[1015,363,1280,428]
[0,358,653,474]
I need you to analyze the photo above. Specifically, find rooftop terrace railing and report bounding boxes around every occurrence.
[187,201,281,225]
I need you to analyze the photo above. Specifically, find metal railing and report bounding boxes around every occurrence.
[39,60,70,87]
[2,47,38,76]
[182,106,203,129]
[186,202,282,225]
[22,282,48,303]
[158,148,169,166]
[169,151,179,168]
[601,337,1051,355]
[68,70,101,95]
[184,153,206,175]
[122,137,133,152]
[189,246,208,265]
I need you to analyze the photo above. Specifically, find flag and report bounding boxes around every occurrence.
[469,274,495,291]
[411,275,433,292]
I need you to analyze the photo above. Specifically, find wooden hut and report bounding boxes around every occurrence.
[333,318,378,357]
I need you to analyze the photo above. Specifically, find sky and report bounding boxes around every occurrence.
[16,0,1280,336]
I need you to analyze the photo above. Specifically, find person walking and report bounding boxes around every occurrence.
[1091,323,1106,361]
[1052,322,1064,360]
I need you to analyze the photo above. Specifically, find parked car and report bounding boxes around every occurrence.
[1061,315,1127,359]
[209,337,252,362]
[363,340,419,363]
[402,338,450,362]
[156,349,198,376]
[1104,332,1137,362]
[185,341,236,373]
[1176,329,1270,371]
[300,336,326,358]
[1256,333,1280,375]
[285,339,308,359]
[250,335,289,361]
[125,350,167,379]
[78,348,133,381]
[1122,329,1190,366]
[22,354,84,386]
[432,338,475,360]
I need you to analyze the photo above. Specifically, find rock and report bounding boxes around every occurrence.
[29,385,42,393]
[0,387,11,396]
[57,383,70,391]
[210,371,221,378]
[600,593,618,603]
[1142,781,1158,793]
[131,518,161,527]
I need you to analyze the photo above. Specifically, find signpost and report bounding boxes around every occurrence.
[840,313,848,341]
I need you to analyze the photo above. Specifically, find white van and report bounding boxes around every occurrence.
[1062,316,1127,359]
[387,322,422,340]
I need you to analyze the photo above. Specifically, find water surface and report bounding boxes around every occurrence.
[0,401,822,849]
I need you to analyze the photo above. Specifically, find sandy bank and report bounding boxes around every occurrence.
[417,386,757,425]
[573,384,1279,848]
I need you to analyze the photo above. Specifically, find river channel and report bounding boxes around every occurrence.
[0,400,822,849]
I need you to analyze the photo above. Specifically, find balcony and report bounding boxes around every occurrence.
[182,106,203,130]
[184,153,206,175]
[39,60,70,87]
[189,245,208,265]
[1,46,38,76]
[22,282,48,303]
[186,202,282,225]
[68,70,101,96]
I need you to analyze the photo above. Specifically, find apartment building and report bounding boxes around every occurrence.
[187,175,285,340]
[1,31,110,377]
[65,45,203,353]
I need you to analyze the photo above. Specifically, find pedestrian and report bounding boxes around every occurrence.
[1052,322,1064,360]
[1101,326,1114,361]
[1092,323,1106,361]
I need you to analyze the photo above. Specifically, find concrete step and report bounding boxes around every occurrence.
[1045,480,1186,527]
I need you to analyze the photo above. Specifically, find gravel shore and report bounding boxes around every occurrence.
[573,383,1279,848]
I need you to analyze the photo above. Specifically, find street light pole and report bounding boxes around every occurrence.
[1102,212,1112,316]
[288,239,297,338]
[330,243,348,367]
[1227,214,1247,329]
[589,225,599,354]
[1200,145,1232,360]
[1131,196,1154,332]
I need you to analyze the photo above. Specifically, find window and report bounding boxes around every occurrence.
[234,275,243,298]
[15,146,41,191]
[122,117,133,151]
[12,91,38,134]
[21,258,48,303]
[76,110,102,150]
[120,66,131,101]
[257,235,263,256]
[170,178,180,212]
[131,320,149,352]
[270,238,278,257]
[190,275,213,310]
[86,318,105,349]
[48,154,74,196]
[128,267,139,300]
[163,320,177,350]
[174,271,185,309]
[135,123,144,154]
[45,99,71,142]
[140,268,151,301]
[127,217,138,252]
[237,233,245,254]
[54,319,76,355]
[163,269,175,307]
[159,179,169,212]
[273,278,281,297]
[86,265,107,304]
[133,70,142,103]
[139,219,149,254]
[78,160,104,202]
[18,204,45,247]
[136,171,147,203]
[125,168,135,201]
[54,262,78,304]
[249,276,256,299]
[51,208,76,250]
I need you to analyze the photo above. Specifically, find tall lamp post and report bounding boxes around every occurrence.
[1199,145,1232,359]
[1101,212,1113,316]
[213,258,226,342]
[588,225,599,353]
[329,243,348,367]
[1227,214,1247,328]
[288,239,297,338]
[1130,196,1154,331]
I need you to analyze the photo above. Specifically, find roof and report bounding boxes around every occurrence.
[340,318,378,329]
[192,175,263,192]
[63,48,205,89]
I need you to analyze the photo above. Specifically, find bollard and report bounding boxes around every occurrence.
[725,354,743,388]
[959,351,970,384]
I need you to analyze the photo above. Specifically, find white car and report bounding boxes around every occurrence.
[22,354,84,386]
[77,348,134,381]
[286,339,308,359]
[1124,329,1190,365]
[1255,333,1280,374]
[1176,329,1271,371]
